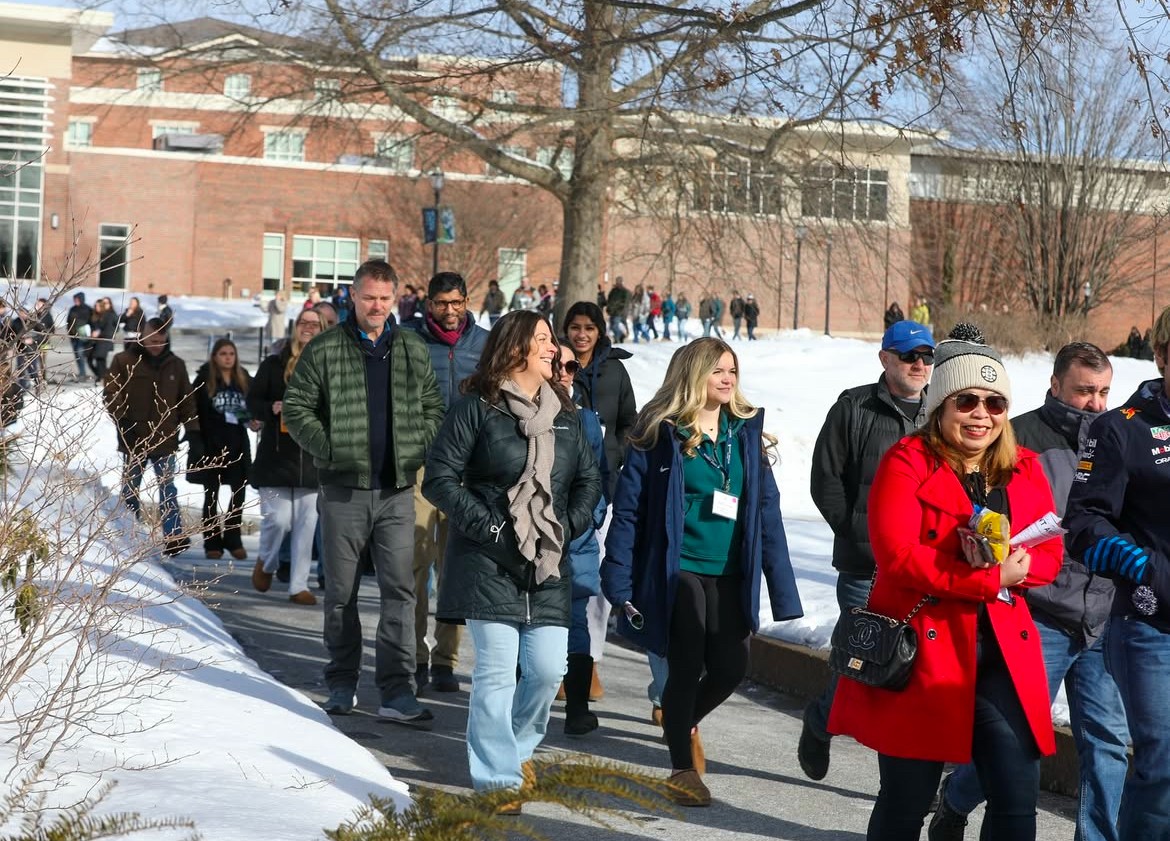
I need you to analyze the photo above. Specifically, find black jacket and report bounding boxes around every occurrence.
[572,339,637,498]
[190,363,252,486]
[247,346,318,489]
[423,391,602,627]
[810,375,928,576]
[1066,379,1170,628]
[1015,394,1116,644]
[66,303,92,337]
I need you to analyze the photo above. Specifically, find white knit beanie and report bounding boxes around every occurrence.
[923,337,1011,418]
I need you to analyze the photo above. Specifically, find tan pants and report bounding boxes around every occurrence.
[413,478,461,668]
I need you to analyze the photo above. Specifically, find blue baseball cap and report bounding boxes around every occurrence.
[882,320,935,354]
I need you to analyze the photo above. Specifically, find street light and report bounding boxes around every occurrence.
[793,223,807,330]
[823,230,834,336]
[430,168,445,276]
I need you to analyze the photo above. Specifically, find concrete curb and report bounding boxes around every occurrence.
[747,635,1080,797]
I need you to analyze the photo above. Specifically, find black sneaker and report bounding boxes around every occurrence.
[797,715,831,781]
[928,775,969,841]
[430,665,460,693]
[415,663,429,693]
[322,687,357,715]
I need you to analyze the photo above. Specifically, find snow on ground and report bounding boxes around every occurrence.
[1,298,1151,836]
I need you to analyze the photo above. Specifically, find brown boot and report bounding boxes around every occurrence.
[690,727,706,776]
[651,705,664,728]
[555,682,566,701]
[666,769,711,807]
[589,663,604,701]
[289,590,318,606]
[230,547,248,560]
[251,560,272,593]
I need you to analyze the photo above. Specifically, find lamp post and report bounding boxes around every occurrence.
[430,168,444,276]
[823,230,833,336]
[793,223,807,330]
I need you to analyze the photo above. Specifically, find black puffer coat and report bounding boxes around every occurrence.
[423,391,602,626]
[572,338,637,498]
[247,346,318,489]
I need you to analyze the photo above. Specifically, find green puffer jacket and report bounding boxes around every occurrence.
[283,321,443,489]
[423,391,602,627]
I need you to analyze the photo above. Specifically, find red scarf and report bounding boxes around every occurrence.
[426,313,464,346]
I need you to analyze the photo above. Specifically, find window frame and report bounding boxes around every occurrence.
[135,68,163,93]
[224,73,252,99]
[98,222,132,288]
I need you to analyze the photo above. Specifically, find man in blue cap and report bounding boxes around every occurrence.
[799,319,935,781]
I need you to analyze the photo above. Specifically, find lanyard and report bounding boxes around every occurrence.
[699,433,733,493]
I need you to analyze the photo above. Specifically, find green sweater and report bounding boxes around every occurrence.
[679,414,745,576]
[282,322,444,490]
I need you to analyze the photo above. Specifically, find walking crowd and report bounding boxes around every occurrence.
[12,263,1166,840]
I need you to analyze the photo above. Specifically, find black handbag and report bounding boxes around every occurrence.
[829,593,928,692]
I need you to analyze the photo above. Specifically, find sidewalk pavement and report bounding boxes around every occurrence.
[168,531,1077,840]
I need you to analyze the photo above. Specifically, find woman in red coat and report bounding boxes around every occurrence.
[829,331,1063,841]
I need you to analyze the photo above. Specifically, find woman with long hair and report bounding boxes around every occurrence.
[829,331,1063,840]
[423,310,601,805]
[248,309,323,605]
[87,297,119,380]
[189,338,256,560]
[602,337,803,807]
[119,296,146,351]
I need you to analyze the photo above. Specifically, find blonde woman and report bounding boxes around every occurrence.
[601,337,803,807]
[248,310,324,605]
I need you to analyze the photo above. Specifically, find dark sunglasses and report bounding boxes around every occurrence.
[951,393,1009,415]
[564,360,580,375]
[895,349,934,365]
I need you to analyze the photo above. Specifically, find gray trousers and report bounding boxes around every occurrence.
[319,484,416,699]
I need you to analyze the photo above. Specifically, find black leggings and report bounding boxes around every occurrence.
[662,571,750,770]
[202,477,247,551]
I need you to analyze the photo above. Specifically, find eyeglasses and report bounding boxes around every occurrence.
[895,349,934,365]
[564,360,580,375]
[431,298,467,310]
[951,393,1009,415]
[297,318,323,330]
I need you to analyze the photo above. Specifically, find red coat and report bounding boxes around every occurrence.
[828,435,1062,763]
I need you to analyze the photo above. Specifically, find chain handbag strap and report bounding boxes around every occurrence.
[863,565,931,624]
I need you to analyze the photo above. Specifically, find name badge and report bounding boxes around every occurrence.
[712,490,739,520]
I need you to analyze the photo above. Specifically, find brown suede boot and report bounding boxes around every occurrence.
[666,769,711,807]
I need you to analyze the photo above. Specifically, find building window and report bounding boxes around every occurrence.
[536,146,573,179]
[498,248,527,291]
[98,223,131,288]
[66,119,94,148]
[136,68,162,93]
[433,96,468,123]
[314,78,340,100]
[224,73,251,99]
[691,157,781,216]
[373,135,414,172]
[490,89,518,105]
[151,121,199,140]
[263,233,285,292]
[367,239,389,260]
[291,235,360,292]
[263,130,306,162]
[801,165,888,222]
[0,76,49,280]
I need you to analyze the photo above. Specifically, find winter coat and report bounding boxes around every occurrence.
[810,375,929,576]
[606,287,630,318]
[406,314,489,410]
[267,298,289,341]
[676,299,692,320]
[710,297,725,322]
[698,299,712,320]
[66,302,92,337]
[744,301,760,326]
[662,298,676,321]
[189,363,252,487]
[89,309,119,357]
[119,309,146,340]
[1065,379,1170,628]
[423,391,603,626]
[572,338,637,498]
[283,320,444,490]
[247,346,318,489]
[601,411,804,657]
[729,297,745,318]
[828,435,1063,763]
[103,345,196,458]
[1014,394,1115,644]
[569,406,609,599]
[481,287,506,316]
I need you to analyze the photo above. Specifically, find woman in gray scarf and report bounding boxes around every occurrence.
[423,310,602,808]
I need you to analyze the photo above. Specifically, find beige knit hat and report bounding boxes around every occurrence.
[923,329,1011,417]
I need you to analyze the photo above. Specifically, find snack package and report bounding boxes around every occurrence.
[969,506,1011,564]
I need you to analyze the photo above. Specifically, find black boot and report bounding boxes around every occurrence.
[563,654,599,736]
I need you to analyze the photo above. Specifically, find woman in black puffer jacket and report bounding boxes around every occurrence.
[246,309,324,605]
[423,310,602,800]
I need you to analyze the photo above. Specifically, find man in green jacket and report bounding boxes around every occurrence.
[284,259,444,724]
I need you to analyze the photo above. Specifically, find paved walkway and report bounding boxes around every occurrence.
[167,532,1078,840]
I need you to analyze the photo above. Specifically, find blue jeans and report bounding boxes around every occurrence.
[121,453,180,537]
[806,571,873,738]
[647,651,669,706]
[868,635,1040,841]
[947,614,1128,841]
[607,315,627,343]
[466,620,567,791]
[1107,615,1170,841]
[70,337,88,378]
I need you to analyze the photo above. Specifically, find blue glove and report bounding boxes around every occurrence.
[1085,536,1151,584]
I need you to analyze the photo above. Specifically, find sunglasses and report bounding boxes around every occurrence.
[564,360,580,375]
[895,349,934,365]
[951,393,1009,415]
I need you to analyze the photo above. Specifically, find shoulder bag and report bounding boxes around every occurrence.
[829,582,929,692]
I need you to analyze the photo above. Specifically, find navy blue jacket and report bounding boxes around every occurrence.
[1065,379,1170,628]
[601,410,804,657]
[407,314,489,411]
[568,406,609,599]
